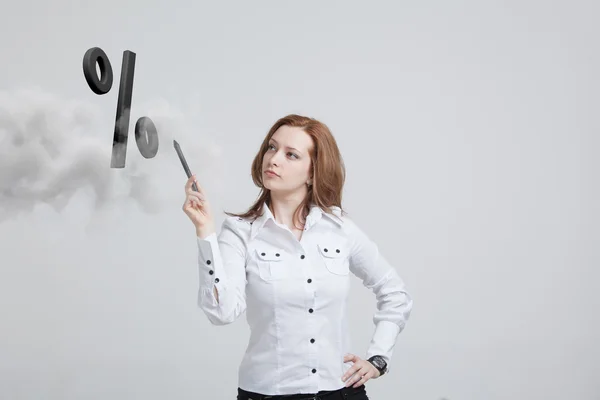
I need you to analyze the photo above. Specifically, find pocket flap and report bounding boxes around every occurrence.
[255,248,285,261]
[317,243,346,258]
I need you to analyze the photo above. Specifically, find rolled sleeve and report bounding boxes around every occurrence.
[197,217,248,325]
[346,219,413,372]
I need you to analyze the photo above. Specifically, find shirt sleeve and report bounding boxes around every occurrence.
[196,217,248,325]
[346,218,413,373]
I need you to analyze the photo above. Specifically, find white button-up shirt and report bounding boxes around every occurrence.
[196,203,412,396]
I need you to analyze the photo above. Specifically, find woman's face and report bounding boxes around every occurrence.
[262,125,313,196]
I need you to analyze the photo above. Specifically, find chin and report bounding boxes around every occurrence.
[268,186,307,197]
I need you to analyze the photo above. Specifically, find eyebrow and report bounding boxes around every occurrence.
[269,139,301,153]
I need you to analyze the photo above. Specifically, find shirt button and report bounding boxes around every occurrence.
[300,255,305,259]
[309,308,314,313]
[307,278,312,283]
[275,253,280,257]
[312,368,317,373]
[261,252,266,256]
[336,249,340,253]
[215,278,220,283]
[310,338,315,343]
[209,270,214,275]
[323,248,328,252]
[206,260,212,265]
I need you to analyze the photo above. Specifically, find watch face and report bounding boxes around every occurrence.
[372,356,386,370]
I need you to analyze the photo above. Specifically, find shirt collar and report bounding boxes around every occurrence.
[250,202,343,239]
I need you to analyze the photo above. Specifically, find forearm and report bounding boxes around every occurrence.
[366,269,413,371]
[196,227,247,325]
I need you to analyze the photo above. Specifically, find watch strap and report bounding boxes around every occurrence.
[367,355,387,376]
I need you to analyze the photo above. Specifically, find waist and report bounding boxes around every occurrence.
[237,384,366,400]
[238,351,350,394]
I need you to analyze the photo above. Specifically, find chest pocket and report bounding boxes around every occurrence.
[317,242,350,275]
[254,248,290,281]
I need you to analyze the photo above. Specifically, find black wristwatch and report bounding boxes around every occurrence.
[367,355,387,376]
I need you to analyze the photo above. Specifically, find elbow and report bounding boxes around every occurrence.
[375,286,413,328]
[393,288,414,323]
[399,289,413,316]
[202,308,237,326]
[386,271,414,318]
[197,290,246,326]
[197,302,240,326]
[397,294,413,331]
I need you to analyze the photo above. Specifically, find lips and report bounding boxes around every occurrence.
[265,170,279,177]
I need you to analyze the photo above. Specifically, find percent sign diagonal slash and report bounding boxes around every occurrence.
[82,47,159,168]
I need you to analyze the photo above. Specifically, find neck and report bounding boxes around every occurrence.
[268,189,308,230]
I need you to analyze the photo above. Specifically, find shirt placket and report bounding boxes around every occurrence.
[299,231,320,388]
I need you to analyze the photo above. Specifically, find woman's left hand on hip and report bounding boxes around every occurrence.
[341,353,380,388]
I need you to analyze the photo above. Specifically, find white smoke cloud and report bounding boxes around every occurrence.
[0,87,222,225]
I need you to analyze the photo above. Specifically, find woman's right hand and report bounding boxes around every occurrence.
[182,174,215,238]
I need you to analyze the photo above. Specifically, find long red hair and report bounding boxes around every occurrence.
[225,114,346,229]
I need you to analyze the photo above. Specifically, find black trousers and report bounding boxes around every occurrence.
[237,384,369,400]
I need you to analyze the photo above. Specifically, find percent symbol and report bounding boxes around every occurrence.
[82,47,159,168]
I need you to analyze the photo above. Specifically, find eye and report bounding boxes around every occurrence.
[267,144,276,151]
[287,152,299,159]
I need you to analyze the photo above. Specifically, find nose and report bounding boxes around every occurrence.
[269,149,284,166]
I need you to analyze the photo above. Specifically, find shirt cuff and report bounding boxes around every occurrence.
[197,232,222,292]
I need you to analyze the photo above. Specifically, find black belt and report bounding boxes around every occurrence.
[237,384,366,400]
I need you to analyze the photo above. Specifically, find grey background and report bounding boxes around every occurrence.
[0,1,598,399]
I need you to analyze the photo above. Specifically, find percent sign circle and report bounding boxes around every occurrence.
[82,47,159,168]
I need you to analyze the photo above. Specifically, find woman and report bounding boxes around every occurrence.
[182,114,413,399]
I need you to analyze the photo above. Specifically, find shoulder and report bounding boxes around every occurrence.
[319,207,365,243]
[320,206,344,226]
[335,212,374,248]
[220,215,253,239]
[324,207,359,233]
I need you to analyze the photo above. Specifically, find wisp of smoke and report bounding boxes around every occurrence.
[0,87,222,224]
